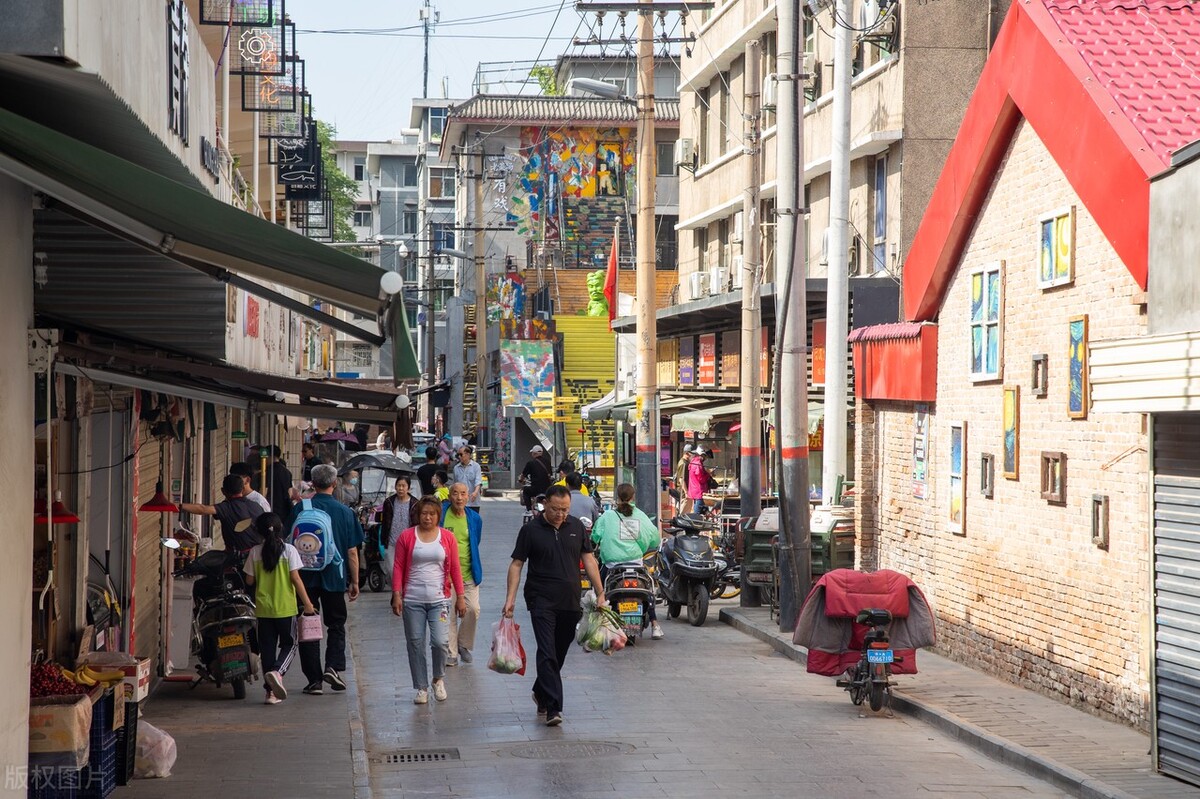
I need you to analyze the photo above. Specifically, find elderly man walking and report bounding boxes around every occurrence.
[441,483,483,665]
[452,446,484,515]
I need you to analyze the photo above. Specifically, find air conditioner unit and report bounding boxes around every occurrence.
[731,255,745,289]
[859,0,881,28]
[732,211,744,243]
[708,267,729,295]
[802,52,816,80]
[674,138,696,170]
[688,271,710,300]
[761,73,778,111]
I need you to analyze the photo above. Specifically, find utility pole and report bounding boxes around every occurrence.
[775,0,811,628]
[426,243,436,431]
[738,40,763,529]
[474,145,487,446]
[421,0,434,99]
[632,8,658,516]
[823,0,852,503]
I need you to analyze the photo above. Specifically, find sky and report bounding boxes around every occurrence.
[284,1,586,141]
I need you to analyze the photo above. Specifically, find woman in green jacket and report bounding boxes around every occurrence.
[591,483,664,640]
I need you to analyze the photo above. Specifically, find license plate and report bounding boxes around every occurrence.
[218,632,245,649]
[867,648,894,664]
[617,600,640,614]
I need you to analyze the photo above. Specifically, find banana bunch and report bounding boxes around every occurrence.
[63,665,126,688]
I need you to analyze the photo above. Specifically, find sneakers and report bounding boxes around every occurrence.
[650,622,665,640]
[545,712,563,727]
[264,692,282,705]
[302,681,324,696]
[264,670,287,700]
[458,648,473,664]
[432,680,447,702]
[532,691,546,718]
[413,689,429,705]
[445,656,459,667]
[323,668,347,692]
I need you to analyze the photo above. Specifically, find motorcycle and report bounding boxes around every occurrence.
[601,561,655,643]
[360,520,388,593]
[836,608,900,712]
[657,515,719,626]
[174,549,258,699]
[711,536,742,600]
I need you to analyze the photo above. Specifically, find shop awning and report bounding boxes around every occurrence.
[582,390,618,421]
[670,402,744,433]
[390,303,421,381]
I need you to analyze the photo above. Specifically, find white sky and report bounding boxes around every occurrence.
[284,0,585,140]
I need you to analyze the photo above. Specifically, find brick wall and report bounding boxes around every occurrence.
[865,120,1150,727]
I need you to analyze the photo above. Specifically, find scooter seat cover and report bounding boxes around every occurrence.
[822,569,911,618]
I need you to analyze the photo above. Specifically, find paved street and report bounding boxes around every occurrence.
[350,496,1068,799]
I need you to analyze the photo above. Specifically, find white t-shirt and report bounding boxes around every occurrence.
[246,489,271,513]
[405,535,447,603]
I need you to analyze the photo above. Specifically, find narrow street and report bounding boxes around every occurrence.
[349,497,1069,799]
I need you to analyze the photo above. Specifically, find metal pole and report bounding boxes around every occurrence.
[775,0,811,628]
[252,112,260,216]
[422,0,431,99]
[739,40,763,524]
[474,147,486,445]
[823,1,852,502]
[633,9,659,516]
[426,244,437,431]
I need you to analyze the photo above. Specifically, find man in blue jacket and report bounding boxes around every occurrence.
[442,483,483,665]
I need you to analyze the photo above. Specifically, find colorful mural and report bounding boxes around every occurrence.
[1068,315,1089,419]
[487,273,526,323]
[499,318,556,340]
[500,340,555,409]
[1003,385,1020,479]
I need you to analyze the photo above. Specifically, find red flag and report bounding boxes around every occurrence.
[604,225,620,331]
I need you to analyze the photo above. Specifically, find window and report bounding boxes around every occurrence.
[401,163,418,187]
[353,156,366,182]
[403,211,418,235]
[1038,206,1075,288]
[969,261,1003,381]
[980,453,995,499]
[698,86,711,166]
[1031,354,1048,398]
[1040,452,1066,504]
[350,343,374,368]
[872,156,888,273]
[761,32,777,129]
[949,421,967,535]
[429,167,456,199]
[1091,495,1109,550]
[654,71,678,99]
[353,207,372,228]
[657,142,678,176]
[432,223,455,252]
[720,68,734,155]
[429,108,447,141]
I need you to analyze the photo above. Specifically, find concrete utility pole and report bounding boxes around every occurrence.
[426,243,436,431]
[823,0,853,502]
[775,0,811,628]
[633,8,658,516]
[739,40,763,526]
[421,0,433,99]
[474,146,487,445]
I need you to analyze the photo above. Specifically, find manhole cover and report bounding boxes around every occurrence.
[372,748,460,765]
[507,741,631,760]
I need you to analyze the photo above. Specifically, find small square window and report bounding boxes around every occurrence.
[657,142,678,177]
[1031,354,1048,398]
[353,156,366,182]
[1038,206,1075,289]
[429,168,456,199]
[980,453,995,499]
[1040,452,1066,504]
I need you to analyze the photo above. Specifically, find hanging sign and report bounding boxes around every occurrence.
[678,337,695,387]
[812,318,827,387]
[720,330,739,389]
[697,334,717,388]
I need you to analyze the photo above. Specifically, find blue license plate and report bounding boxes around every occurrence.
[867,649,894,664]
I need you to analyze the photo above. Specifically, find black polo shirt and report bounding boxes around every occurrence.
[511,514,594,612]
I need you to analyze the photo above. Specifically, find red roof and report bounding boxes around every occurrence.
[904,0,1200,321]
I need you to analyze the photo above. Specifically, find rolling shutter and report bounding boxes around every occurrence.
[132,425,165,668]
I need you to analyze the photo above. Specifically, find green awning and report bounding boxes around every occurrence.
[0,106,385,318]
[389,303,421,381]
[670,402,743,433]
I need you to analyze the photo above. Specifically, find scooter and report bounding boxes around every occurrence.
[602,561,655,643]
[657,515,719,626]
[360,522,388,593]
[174,549,258,699]
[836,608,901,712]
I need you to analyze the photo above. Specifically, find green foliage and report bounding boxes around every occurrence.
[585,269,608,317]
[530,65,561,96]
[316,119,358,242]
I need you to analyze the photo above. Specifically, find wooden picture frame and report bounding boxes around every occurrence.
[1040,451,1066,504]
[1031,354,1048,398]
[980,452,995,499]
[1068,315,1089,419]
[1002,385,1019,479]
[1091,494,1110,550]
[949,421,967,534]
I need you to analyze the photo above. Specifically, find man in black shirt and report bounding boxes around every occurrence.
[180,474,265,552]
[503,485,605,727]
[415,446,439,497]
[267,446,295,520]
[302,442,321,482]
[519,445,552,509]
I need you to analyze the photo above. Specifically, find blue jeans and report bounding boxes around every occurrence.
[691,498,705,514]
[402,599,450,689]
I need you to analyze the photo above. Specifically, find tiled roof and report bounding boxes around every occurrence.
[448,95,680,124]
[1043,0,1200,167]
[847,322,930,343]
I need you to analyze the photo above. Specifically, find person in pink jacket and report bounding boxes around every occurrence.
[687,448,713,514]
[390,496,467,704]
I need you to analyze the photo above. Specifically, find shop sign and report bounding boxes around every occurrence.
[697,334,717,387]
[200,136,222,182]
[720,331,739,389]
[913,403,929,499]
[167,0,191,145]
[812,318,827,387]
[760,327,770,384]
[231,431,248,440]
[678,337,695,387]
[657,339,678,387]
[244,295,261,338]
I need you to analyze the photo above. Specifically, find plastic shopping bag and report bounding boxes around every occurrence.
[576,591,628,655]
[488,617,527,676]
[133,720,177,779]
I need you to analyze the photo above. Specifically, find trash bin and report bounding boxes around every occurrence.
[809,506,855,576]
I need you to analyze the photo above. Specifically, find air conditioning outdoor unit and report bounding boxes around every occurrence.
[731,255,745,289]
[674,138,696,170]
[708,267,729,295]
[761,73,778,111]
[688,271,710,300]
[732,211,744,243]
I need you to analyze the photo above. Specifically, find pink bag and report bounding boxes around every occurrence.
[298,613,323,643]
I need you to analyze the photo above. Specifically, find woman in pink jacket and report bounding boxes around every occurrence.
[687,447,712,514]
[390,496,467,704]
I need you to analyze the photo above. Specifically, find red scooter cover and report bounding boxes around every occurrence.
[793,569,936,676]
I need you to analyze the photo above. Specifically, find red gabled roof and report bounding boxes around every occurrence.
[904,0,1200,321]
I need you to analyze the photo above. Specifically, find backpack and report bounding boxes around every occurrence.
[290,499,344,577]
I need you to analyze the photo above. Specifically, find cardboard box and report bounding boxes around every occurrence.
[77,653,152,702]
[28,694,91,769]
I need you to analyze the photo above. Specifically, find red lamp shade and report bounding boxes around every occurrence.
[140,482,180,513]
[35,491,80,524]
[729,423,742,433]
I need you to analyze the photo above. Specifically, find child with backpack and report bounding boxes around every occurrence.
[432,470,450,502]
[242,513,316,704]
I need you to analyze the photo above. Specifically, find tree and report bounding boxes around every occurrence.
[529,65,561,96]
[316,119,358,242]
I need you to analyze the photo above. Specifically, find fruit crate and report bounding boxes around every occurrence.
[27,765,81,799]
[114,702,138,786]
[79,735,115,799]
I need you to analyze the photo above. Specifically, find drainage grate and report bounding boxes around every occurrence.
[507,741,631,760]
[373,748,460,765]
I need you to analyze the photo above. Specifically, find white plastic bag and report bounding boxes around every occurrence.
[133,720,177,779]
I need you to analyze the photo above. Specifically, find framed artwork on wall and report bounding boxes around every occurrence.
[1038,206,1075,289]
[1002,385,1019,479]
[1041,451,1066,504]
[1031,353,1048,398]
[949,421,967,535]
[1068,315,1089,419]
[980,452,995,499]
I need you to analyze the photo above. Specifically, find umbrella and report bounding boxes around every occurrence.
[319,430,362,450]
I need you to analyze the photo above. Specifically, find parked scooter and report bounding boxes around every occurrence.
[173,549,258,699]
[836,608,900,712]
[602,561,656,643]
[360,522,388,593]
[657,515,719,626]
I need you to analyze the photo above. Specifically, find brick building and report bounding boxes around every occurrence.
[850,0,1200,736]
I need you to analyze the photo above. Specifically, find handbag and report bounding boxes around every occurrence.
[298,612,323,643]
